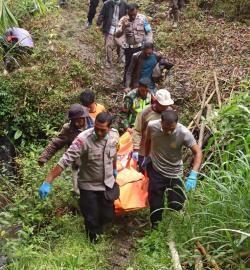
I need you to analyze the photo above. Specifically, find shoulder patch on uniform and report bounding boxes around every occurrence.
[72,137,84,149]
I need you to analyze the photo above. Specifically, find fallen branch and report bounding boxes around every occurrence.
[188,90,216,130]
[198,104,212,147]
[168,240,183,270]
[191,83,210,132]
[195,241,221,270]
[213,70,222,108]
[196,83,210,127]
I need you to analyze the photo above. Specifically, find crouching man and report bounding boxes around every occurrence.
[0,27,34,74]
[38,112,120,242]
[144,110,202,228]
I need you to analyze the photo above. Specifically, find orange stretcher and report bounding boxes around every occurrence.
[115,131,149,215]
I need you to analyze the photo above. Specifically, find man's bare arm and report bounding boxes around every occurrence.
[45,165,64,184]
[190,144,202,172]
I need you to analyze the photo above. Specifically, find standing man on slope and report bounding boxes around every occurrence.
[170,0,187,27]
[115,3,153,84]
[96,0,128,68]
[38,112,120,242]
[144,110,202,228]
[86,0,107,28]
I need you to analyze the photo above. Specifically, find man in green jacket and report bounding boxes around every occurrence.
[119,78,152,132]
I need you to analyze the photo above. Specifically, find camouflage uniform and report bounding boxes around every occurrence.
[118,88,151,133]
[116,13,153,83]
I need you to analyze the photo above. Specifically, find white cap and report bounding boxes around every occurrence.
[155,89,174,106]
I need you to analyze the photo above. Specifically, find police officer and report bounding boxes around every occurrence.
[38,112,120,242]
[38,104,93,195]
[119,78,152,132]
[115,3,153,84]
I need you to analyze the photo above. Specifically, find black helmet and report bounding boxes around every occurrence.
[68,104,89,119]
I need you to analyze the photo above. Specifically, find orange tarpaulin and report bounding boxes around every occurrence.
[115,132,149,215]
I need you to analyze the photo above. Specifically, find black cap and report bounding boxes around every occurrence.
[68,104,89,119]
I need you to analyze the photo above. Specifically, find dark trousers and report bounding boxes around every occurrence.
[147,162,186,227]
[123,46,142,85]
[138,155,145,173]
[171,0,186,21]
[79,189,114,241]
[87,0,106,24]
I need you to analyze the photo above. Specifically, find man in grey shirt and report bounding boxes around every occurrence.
[144,110,202,228]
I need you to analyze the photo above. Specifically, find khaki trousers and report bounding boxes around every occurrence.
[104,34,124,65]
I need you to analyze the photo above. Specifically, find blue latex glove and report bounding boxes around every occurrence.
[141,156,151,170]
[131,151,139,161]
[185,170,198,191]
[39,182,51,199]
[113,168,118,179]
[144,17,152,33]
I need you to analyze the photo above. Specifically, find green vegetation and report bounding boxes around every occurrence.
[129,82,250,269]
[0,0,249,269]
[0,1,18,33]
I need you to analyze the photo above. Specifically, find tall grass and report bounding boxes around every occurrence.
[129,83,250,269]
[0,0,18,33]
[174,85,250,268]
[0,0,50,34]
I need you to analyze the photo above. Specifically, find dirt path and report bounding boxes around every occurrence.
[59,1,123,91]
[56,2,147,269]
[107,215,149,269]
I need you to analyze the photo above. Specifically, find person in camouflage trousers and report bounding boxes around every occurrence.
[118,78,152,133]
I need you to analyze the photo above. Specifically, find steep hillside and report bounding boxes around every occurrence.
[0,0,249,269]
